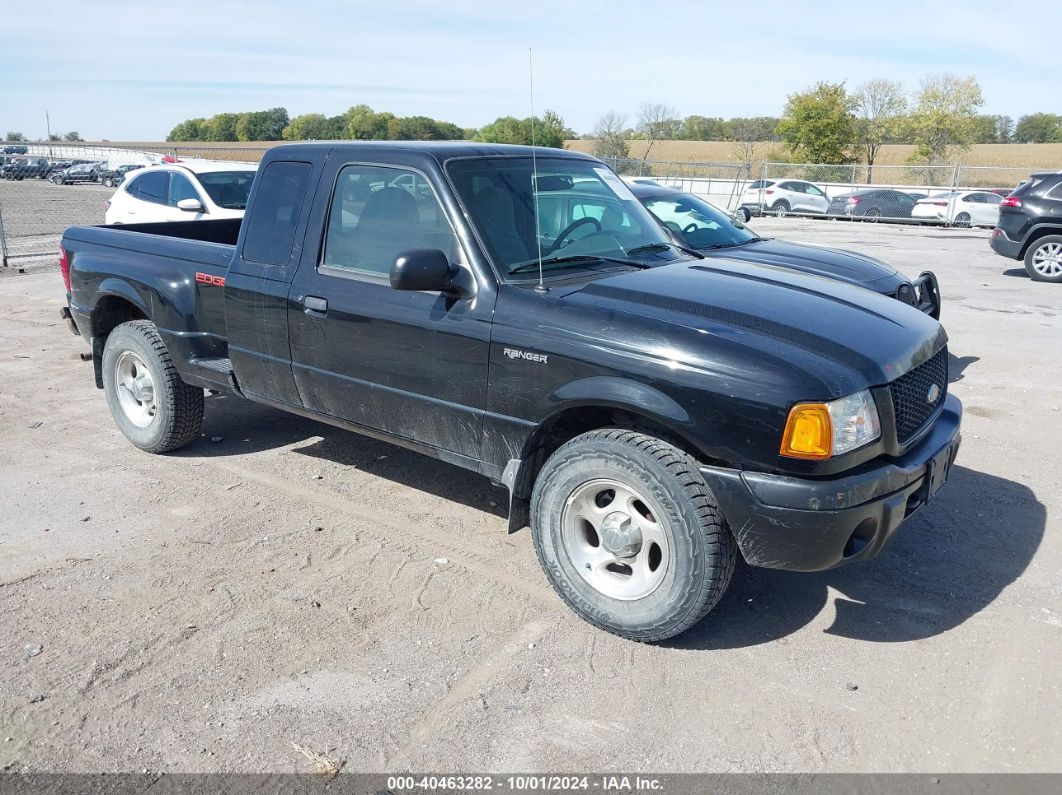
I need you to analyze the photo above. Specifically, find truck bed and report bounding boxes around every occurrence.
[63,218,243,392]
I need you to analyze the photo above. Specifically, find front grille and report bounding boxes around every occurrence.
[889,346,948,443]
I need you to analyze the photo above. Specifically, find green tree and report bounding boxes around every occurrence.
[677,115,726,141]
[474,111,566,148]
[906,74,984,165]
[853,79,906,182]
[167,118,207,141]
[202,113,240,142]
[344,105,393,140]
[48,134,61,142]
[63,131,83,142]
[723,117,779,143]
[776,81,856,164]
[236,107,289,141]
[5,132,26,141]
[591,111,629,161]
[282,113,332,140]
[1014,112,1062,143]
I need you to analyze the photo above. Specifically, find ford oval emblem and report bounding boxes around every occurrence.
[927,383,941,404]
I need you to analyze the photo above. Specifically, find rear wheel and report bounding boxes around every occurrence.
[865,208,881,222]
[953,212,971,228]
[531,429,737,642]
[103,177,114,188]
[770,200,790,217]
[49,173,63,185]
[1024,235,1062,283]
[101,320,204,452]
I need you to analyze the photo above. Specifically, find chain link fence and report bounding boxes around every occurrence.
[0,140,1052,270]
[0,143,269,269]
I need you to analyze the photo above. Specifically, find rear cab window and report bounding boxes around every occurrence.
[242,161,312,266]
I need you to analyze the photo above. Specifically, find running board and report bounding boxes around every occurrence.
[189,357,239,391]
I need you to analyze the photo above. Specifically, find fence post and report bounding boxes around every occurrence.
[951,164,961,191]
[0,207,8,268]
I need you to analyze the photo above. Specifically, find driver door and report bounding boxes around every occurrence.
[287,159,493,459]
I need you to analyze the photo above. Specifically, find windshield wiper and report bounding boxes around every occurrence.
[509,254,650,275]
[627,242,704,259]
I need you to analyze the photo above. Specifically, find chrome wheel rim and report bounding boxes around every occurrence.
[561,478,670,601]
[954,213,970,228]
[1032,242,1062,276]
[114,351,157,428]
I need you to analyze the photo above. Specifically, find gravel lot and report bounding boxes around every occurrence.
[0,195,1060,774]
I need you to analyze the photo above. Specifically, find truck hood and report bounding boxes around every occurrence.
[563,258,945,395]
[699,238,900,289]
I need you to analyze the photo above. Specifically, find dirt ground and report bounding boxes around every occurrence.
[0,212,1059,774]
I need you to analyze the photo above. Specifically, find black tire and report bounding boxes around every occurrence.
[735,207,751,223]
[864,208,882,222]
[953,212,971,228]
[1024,234,1062,283]
[531,429,737,642]
[49,173,63,185]
[101,320,204,453]
[103,177,114,188]
[770,200,790,217]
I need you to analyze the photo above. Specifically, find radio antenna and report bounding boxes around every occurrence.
[528,46,546,292]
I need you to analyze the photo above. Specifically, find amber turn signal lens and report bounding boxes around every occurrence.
[780,403,832,459]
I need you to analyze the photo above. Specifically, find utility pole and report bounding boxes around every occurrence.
[45,109,52,156]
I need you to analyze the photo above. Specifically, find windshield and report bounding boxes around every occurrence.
[196,170,255,209]
[643,192,758,249]
[447,157,682,280]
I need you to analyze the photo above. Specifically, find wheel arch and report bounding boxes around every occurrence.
[90,289,150,387]
[1019,225,1062,259]
[503,378,722,532]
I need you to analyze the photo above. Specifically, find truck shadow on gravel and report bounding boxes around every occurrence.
[670,465,1045,650]
[182,398,1044,649]
[179,394,509,519]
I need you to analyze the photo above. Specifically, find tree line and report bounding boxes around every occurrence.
[160,104,573,148]
[590,75,1059,176]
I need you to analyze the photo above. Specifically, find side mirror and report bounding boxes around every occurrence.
[177,198,204,212]
[390,249,453,292]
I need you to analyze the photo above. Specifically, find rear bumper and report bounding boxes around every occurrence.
[700,394,962,572]
[989,229,1022,259]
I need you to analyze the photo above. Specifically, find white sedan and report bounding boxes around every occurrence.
[736,179,830,219]
[105,162,257,224]
[911,190,1002,228]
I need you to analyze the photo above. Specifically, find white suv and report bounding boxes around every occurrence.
[105,162,257,224]
[737,179,830,220]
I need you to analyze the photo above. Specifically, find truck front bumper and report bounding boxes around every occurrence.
[700,394,962,572]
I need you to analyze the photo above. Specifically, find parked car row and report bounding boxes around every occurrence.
[0,155,145,185]
[734,178,1011,227]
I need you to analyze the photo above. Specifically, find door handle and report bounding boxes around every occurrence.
[302,295,327,315]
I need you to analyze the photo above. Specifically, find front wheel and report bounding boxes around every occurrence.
[531,429,737,642]
[101,320,204,452]
[1024,235,1062,283]
[103,177,114,188]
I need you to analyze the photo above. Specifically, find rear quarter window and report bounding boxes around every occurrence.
[242,161,312,266]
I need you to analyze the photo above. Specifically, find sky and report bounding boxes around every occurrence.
[2,0,1059,141]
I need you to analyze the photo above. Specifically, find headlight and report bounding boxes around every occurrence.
[780,389,881,460]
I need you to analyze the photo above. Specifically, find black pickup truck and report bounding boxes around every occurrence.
[60,142,962,642]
